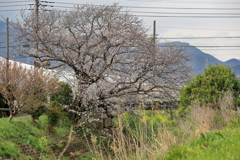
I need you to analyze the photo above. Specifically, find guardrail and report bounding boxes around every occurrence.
[0,108,10,111]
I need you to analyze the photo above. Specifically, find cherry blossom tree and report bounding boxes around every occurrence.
[0,59,59,121]
[13,3,191,120]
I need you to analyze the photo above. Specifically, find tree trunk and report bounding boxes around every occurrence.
[8,106,13,121]
[8,114,13,121]
[68,100,81,123]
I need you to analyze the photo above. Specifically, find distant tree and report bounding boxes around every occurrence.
[13,3,191,121]
[0,60,59,121]
[179,64,240,114]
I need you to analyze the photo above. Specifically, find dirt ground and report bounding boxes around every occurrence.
[15,113,32,118]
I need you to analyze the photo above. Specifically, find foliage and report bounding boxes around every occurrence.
[179,64,240,114]
[49,82,73,125]
[0,139,21,158]
[25,79,48,122]
[28,105,47,122]
[47,105,63,127]
[50,81,73,107]
[0,60,59,121]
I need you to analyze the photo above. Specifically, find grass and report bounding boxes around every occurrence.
[89,91,240,160]
[163,118,240,160]
[0,115,72,159]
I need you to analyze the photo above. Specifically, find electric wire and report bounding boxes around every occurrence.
[50,2,240,10]
[158,36,240,39]
[130,11,240,16]
[127,0,240,4]
[0,1,33,3]
[145,25,240,32]
[0,5,31,7]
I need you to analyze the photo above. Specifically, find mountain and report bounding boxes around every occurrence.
[159,42,240,76]
[159,42,224,76]
[224,59,240,77]
[0,20,5,33]
[184,42,223,76]
[224,59,240,67]
[0,20,34,65]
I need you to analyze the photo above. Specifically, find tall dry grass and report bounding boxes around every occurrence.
[89,90,238,160]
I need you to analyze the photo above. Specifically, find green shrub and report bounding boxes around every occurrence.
[28,105,47,122]
[50,82,73,107]
[47,105,63,127]
[179,64,240,115]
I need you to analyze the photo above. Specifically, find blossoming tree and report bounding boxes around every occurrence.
[0,60,59,121]
[13,3,191,121]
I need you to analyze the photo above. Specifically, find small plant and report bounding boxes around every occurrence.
[38,136,49,152]
[56,143,63,148]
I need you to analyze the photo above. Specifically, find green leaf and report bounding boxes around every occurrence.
[200,133,206,141]
[215,132,225,139]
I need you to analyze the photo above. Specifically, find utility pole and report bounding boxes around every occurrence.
[6,17,9,68]
[153,20,156,48]
[35,0,39,52]
[152,20,156,86]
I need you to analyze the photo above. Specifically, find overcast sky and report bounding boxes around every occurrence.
[0,0,240,61]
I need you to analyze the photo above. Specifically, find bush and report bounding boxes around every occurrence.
[28,105,47,122]
[179,64,240,114]
[50,82,73,107]
[47,105,63,127]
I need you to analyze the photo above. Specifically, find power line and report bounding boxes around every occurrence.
[158,36,240,39]
[159,45,240,48]
[145,25,240,32]
[0,9,22,12]
[50,2,240,10]
[0,46,18,48]
[136,15,240,18]
[51,5,240,16]
[0,5,30,7]
[46,5,240,18]
[0,1,33,3]
[128,0,240,4]
[130,11,240,16]
[190,49,240,50]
